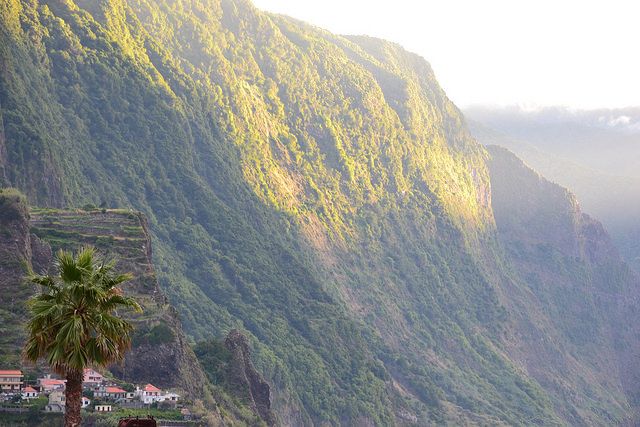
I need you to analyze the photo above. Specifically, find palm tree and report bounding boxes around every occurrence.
[24,247,141,427]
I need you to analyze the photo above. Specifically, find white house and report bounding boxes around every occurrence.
[95,404,112,412]
[136,383,163,404]
[81,397,91,409]
[164,392,180,402]
[21,386,39,400]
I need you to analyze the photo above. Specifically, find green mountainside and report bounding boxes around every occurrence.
[0,190,275,425]
[1,0,639,425]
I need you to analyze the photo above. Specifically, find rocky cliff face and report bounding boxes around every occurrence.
[487,145,640,425]
[0,191,278,424]
[0,108,8,184]
[0,195,207,397]
[224,330,276,426]
[2,0,640,424]
[0,190,33,367]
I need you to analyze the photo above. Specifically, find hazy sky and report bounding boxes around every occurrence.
[252,0,639,109]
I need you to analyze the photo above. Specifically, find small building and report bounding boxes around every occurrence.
[0,370,23,393]
[95,386,127,400]
[21,386,39,399]
[81,396,91,409]
[164,392,180,402]
[45,390,65,412]
[137,383,163,404]
[83,368,104,388]
[38,376,66,392]
[95,404,112,412]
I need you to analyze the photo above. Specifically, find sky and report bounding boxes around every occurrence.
[251,0,640,109]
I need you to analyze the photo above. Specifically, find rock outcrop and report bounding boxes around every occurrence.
[0,190,33,367]
[224,330,276,426]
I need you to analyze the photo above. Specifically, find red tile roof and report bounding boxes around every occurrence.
[0,370,23,376]
[23,386,37,392]
[144,384,161,392]
[105,387,126,393]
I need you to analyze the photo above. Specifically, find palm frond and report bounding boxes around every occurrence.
[23,246,141,374]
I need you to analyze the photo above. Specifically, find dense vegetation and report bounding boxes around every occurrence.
[0,194,260,425]
[486,146,640,425]
[1,0,639,425]
[0,188,32,368]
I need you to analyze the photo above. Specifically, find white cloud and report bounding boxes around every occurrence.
[607,115,632,127]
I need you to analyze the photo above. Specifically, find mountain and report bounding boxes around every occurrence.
[0,189,276,425]
[1,0,639,425]
[486,146,640,425]
[465,106,640,272]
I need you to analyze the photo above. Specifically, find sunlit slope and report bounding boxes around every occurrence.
[1,0,639,425]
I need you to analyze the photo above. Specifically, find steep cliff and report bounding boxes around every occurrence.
[1,0,640,425]
[467,108,640,273]
[195,331,277,426]
[0,189,34,367]
[0,0,520,423]
[487,145,640,425]
[0,190,278,425]
[0,191,205,393]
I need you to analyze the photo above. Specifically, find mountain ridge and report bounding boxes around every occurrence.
[1,0,639,425]
[0,189,278,425]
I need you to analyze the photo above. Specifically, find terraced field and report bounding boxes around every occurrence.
[26,207,206,395]
[30,209,151,278]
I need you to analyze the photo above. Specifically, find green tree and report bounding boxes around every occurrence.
[24,247,141,427]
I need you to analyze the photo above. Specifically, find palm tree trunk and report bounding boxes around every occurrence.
[64,369,83,427]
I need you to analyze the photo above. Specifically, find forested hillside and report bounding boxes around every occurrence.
[1,0,639,425]
[0,189,273,425]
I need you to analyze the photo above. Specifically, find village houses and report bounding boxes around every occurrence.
[83,368,104,388]
[0,370,23,393]
[95,386,127,400]
[45,390,65,413]
[137,383,162,404]
[1,366,179,411]
[82,396,92,409]
[21,386,39,400]
[38,376,66,392]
